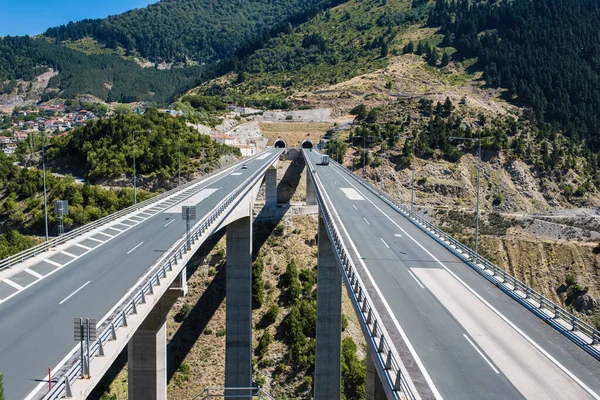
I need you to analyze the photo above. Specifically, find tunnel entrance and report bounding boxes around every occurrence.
[274,139,287,148]
[301,140,314,149]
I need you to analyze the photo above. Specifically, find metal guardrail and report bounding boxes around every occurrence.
[304,151,418,400]
[0,153,259,272]
[331,158,600,362]
[191,387,275,400]
[41,150,283,400]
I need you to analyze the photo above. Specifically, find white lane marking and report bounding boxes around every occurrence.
[25,268,43,279]
[395,234,402,238]
[61,251,78,259]
[59,281,91,305]
[340,188,365,200]
[363,218,370,226]
[163,188,219,214]
[257,153,270,160]
[231,172,242,176]
[408,270,425,289]
[330,164,600,399]
[463,334,500,374]
[43,259,63,267]
[97,232,114,238]
[352,204,358,210]
[109,227,124,232]
[3,278,24,290]
[164,219,176,227]
[127,241,144,255]
[311,159,441,400]
[227,180,231,184]
[87,237,105,243]
[380,237,390,249]
[75,243,92,251]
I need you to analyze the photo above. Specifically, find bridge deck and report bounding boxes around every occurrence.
[0,149,281,400]
[305,150,600,400]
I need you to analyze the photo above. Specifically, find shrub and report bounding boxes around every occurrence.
[341,338,366,400]
[263,304,279,325]
[256,331,273,358]
[176,303,193,321]
[253,256,265,309]
[565,275,576,286]
[216,328,226,337]
[178,362,191,374]
[203,328,213,335]
[274,224,285,236]
[255,374,266,387]
[342,314,348,332]
[492,193,504,206]
[286,115,293,120]
[208,267,217,276]
[217,248,225,257]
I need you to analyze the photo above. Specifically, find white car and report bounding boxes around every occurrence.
[241,164,248,169]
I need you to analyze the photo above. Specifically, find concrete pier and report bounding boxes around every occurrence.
[366,347,387,400]
[314,214,342,399]
[225,216,253,397]
[306,171,317,206]
[128,291,180,400]
[265,167,277,207]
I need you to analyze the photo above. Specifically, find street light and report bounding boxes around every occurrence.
[178,131,181,186]
[132,130,151,205]
[404,136,416,213]
[40,125,48,241]
[352,136,366,176]
[448,136,482,260]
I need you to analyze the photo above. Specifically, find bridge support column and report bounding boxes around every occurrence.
[314,213,342,399]
[306,171,317,206]
[265,167,277,207]
[225,216,253,398]
[366,347,387,400]
[128,291,180,400]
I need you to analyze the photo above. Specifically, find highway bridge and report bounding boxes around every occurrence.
[0,144,598,400]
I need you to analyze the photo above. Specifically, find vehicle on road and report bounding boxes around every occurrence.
[320,155,329,165]
[241,164,248,169]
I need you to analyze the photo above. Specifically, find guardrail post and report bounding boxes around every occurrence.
[64,374,73,398]
[110,322,117,340]
[98,338,105,357]
[314,213,342,399]
[122,311,128,327]
[366,347,387,400]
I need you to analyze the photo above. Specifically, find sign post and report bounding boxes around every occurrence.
[74,317,96,378]
[181,206,196,250]
[54,200,69,236]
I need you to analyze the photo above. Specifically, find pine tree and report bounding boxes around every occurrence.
[403,41,414,54]
[441,52,450,66]
[416,41,424,55]
[380,42,389,58]
[428,49,439,66]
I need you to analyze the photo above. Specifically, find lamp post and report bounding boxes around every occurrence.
[448,136,482,260]
[404,136,416,213]
[132,130,151,205]
[178,131,181,186]
[40,125,48,241]
[352,136,366,176]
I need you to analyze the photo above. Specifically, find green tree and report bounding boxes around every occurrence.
[441,52,450,66]
[252,256,265,308]
[341,338,366,400]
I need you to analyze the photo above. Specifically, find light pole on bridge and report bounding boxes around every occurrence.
[132,130,151,205]
[448,136,482,261]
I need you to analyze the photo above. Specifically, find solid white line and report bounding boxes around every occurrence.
[463,334,500,374]
[43,259,63,267]
[61,251,78,259]
[380,237,390,249]
[164,219,176,227]
[352,204,358,210]
[109,227,124,232]
[127,241,144,254]
[395,234,402,237]
[3,278,23,290]
[59,281,90,305]
[311,158,440,399]
[87,237,105,243]
[363,217,370,225]
[75,243,92,251]
[408,270,425,289]
[97,232,114,238]
[24,268,43,279]
[331,164,600,399]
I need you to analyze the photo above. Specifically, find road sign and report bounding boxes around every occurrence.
[182,205,196,220]
[74,318,97,341]
[54,200,69,215]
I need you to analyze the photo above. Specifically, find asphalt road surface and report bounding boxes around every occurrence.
[305,150,600,400]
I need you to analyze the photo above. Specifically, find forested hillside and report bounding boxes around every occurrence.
[44,0,344,63]
[428,0,600,149]
[49,109,240,182]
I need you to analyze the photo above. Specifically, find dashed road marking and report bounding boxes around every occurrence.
[380,237,390,249]
[59,281,91,305]
[24,269,43,279]
[43,259,63,267]
[61,251,78,259]
[3,279,24,290]
[127,241,144,254]
[75,243,92,251]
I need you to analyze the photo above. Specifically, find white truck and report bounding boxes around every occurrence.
[320,154,330,165]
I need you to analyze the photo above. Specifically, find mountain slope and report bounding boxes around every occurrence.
[44,0,344,63]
